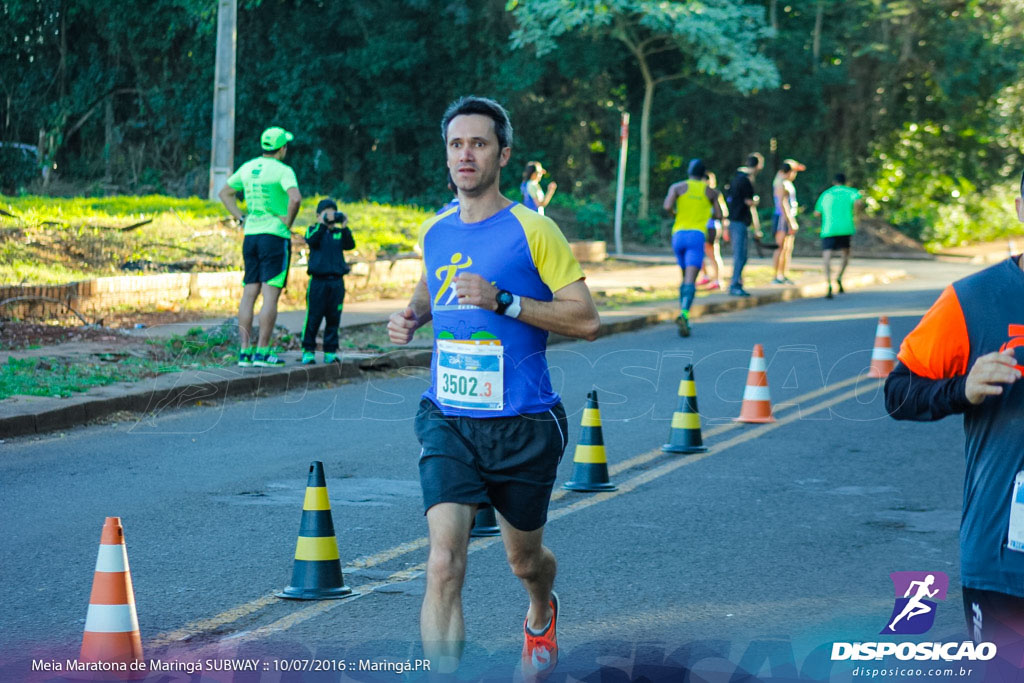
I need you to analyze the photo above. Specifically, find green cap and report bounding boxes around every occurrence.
[260,126,294,151]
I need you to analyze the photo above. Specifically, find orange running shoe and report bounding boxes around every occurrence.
[521,591,559,679]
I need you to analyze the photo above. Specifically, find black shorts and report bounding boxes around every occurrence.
[242,234,291,288]
[822,235,851,251]
[963,587,1024,666]
[414,398,569,532]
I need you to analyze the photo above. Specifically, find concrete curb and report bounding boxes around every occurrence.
[0,269,904,439]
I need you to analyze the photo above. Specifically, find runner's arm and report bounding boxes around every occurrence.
[883,362,972,421]
[218,185,244,222]
[663,183,682,214]
[884,350,1020,420]
[539,181,557,207]
[387,275,432,345]
[517,279,600,341]
[453,274,599,341]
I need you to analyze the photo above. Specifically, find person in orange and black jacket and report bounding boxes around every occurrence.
[300,198,355,364]
[885,170,1024,669]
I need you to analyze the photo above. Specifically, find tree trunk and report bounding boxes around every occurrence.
[104,95,114,186]
[638,74,655,220]
[812,0,824,66]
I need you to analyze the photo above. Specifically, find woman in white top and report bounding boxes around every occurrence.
[520,161,557,215]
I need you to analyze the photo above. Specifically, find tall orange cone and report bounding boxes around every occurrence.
[277,461,352,600]
[734,344,775,423]
[470,506,501,537]
[867,316,897,378]
[563,390,617,492]
[80,517,143,667]
[662,364,708,453]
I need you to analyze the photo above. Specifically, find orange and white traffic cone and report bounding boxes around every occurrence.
[867,316,897,378]
[80,517,143,667]
[734,344,775,423]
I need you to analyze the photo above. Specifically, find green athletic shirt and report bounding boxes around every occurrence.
[227,157,299,239]
[815,185,861,237]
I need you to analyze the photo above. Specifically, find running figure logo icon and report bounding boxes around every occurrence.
[881,571,949,635]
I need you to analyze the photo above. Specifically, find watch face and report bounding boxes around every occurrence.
[497,290,513,306]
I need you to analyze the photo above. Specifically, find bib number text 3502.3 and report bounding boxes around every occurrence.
[440,374,492,398]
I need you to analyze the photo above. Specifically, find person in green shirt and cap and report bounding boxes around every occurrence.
[219,126,302,366]
[814,173,862,299]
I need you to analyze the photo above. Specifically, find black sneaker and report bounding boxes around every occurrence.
[836,278,845,294]
[730,287,752,297]
[675,314,691,338]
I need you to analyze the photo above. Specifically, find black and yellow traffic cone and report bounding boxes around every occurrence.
[277,461,352,600]
[563,390,617,492]
[470,506,501,537]
[662,364,708,454]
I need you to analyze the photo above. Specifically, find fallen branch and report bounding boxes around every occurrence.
[141,242,219,257]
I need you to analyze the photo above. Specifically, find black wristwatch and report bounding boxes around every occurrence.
[495,289,514,315]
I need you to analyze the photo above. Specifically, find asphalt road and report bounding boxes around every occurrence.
[0,258,995,681]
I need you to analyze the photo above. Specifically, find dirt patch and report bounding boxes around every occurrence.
[0,321,140,351]
[793,217,930,257]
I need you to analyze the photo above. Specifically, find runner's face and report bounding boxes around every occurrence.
[446,114,509,196]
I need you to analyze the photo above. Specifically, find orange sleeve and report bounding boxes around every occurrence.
[897,285,970,379]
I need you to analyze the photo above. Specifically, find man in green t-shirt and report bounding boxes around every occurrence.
[814,173,862,299]
[219,126,302,366]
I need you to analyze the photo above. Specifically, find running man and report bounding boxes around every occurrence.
[888,575,939,631]
[662,158,722,337]
[387,96,600,678]
[771,158,805,284]
[885,169,1024,669]
[219,126,302,367]
[814,173,862,298]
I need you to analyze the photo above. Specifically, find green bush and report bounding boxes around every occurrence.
[868,122,1024,248]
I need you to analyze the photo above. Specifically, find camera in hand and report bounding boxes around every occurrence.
[324,210,346,225]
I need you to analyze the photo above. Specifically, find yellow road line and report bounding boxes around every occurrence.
[171,380,874,647]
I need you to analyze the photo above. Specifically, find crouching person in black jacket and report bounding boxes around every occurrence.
[301,198,355,364]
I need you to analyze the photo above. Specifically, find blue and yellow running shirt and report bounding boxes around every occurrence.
[418,203,585,418]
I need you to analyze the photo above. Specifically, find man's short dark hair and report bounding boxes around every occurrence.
[780,162,793,174]
[441,96,513,150]
[746,153,764,168]
[834,173,847,185]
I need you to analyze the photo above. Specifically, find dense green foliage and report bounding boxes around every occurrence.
[3,0,1024,246]
[0,195,428,284]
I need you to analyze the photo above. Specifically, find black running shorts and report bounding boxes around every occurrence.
[415,398,569,532]
[242,234,291,287]
[822,235,851,251]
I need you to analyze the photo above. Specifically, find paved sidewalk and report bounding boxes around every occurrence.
[1,257,907,438]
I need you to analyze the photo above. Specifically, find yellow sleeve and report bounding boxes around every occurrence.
[417,207,455,252]
[512,204,585,293]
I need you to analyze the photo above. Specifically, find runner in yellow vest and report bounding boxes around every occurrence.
[662,159,722,337]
